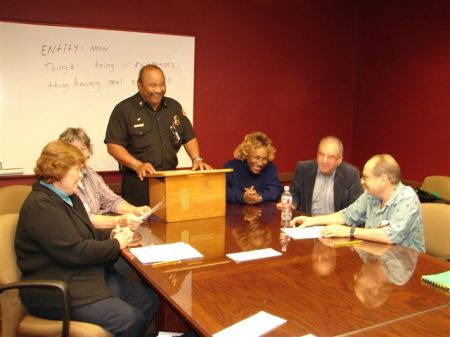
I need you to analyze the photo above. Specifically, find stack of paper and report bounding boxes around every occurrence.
[130,242,203,264]
[212,311,286,337]
[226,248,281,263]
[281,226,323,239]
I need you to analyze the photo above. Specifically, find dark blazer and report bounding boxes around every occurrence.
[224,159,283,204]
[15,182,120,308]
[291,160,363,214]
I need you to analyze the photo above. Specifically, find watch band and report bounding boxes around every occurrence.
[349,224,356,240]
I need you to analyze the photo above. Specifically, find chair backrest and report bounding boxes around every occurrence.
[421,175,450,201]
[421,203,450,258]
[0,213,27,337]
[0,185,32,215]
[0,214,113,337]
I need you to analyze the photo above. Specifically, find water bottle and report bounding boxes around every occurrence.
[280,185,292,225]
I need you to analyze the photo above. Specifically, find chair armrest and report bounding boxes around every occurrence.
[0,279,70,337]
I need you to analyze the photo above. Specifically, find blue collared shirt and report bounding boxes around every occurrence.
[340,182,425,252]
[311,170,335,215]
[40,180,73,207]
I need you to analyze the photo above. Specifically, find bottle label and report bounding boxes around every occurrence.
[281,195,292,205]
[281,211,292,221]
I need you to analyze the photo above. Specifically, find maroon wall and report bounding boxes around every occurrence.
[352,0,450,181]
[0,0,356,187]
[1,0,448,188]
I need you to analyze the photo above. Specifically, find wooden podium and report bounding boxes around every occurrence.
[147,169,232,222]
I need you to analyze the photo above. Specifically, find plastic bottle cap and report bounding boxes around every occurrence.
[284,186,289,191]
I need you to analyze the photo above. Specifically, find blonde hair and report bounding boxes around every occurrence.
[233,131,276,161]
[34,141,85,183]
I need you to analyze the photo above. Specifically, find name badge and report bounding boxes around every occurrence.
[133,123,144,128]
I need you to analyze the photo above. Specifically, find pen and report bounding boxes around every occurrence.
[334,240,363,247]
[151,260,181,267]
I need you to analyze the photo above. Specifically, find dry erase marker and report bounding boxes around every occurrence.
[334,240,363,247]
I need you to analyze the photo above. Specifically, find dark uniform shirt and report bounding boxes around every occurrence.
[104,93,196,171]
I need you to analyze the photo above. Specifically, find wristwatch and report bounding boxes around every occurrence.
[192,156,203,161]
[349,224,356,240]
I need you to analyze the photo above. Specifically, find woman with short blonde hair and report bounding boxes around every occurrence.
[224,131,283,204]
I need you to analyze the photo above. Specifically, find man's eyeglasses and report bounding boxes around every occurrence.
[361,174,378,182]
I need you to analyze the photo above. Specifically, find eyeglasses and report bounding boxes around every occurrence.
[361,175,378,182]
[170,125,180,144]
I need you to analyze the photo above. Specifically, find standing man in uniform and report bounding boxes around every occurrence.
[105,64,212,206]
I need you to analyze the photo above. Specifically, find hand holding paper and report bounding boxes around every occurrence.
[112,225,134,249]
[137,198,166,221]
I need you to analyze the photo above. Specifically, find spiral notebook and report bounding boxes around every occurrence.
[421,270,450,292]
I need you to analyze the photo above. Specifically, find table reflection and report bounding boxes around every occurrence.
[311,238,337,277]
[139,215,226,259]
[122,203,449,337]
[279,230,291,252]
[231,205,273,251]
[168,270,193,315]
[353,243,419,307]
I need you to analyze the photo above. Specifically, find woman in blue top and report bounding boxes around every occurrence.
[224,131,283,204]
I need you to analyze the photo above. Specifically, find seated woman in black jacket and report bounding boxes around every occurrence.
[15,140,158,337]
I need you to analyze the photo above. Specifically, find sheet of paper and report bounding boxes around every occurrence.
[281,226,323,239]
[130,242,203,264]
[157,332,184,337]
[226,248,282,263]
[212,311,286,337]
[137,199,166,221]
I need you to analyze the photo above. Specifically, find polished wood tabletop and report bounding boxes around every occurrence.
[122,202,450,337]
[344,305,450,337]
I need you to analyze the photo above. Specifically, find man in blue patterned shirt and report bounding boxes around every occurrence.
[291,154,425,252]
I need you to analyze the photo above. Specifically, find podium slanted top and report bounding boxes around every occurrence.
[146,168,233,178]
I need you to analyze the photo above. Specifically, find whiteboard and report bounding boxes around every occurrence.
[0,21,195,174]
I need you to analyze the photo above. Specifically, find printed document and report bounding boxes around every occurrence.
[212,311,286,337]
[130,242,203,264]
[226,248,281,263]
[281,226,323,239]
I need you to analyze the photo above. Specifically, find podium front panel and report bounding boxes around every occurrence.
[149,171,227,222]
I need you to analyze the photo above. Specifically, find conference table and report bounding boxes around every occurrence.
[121,202,450,337]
